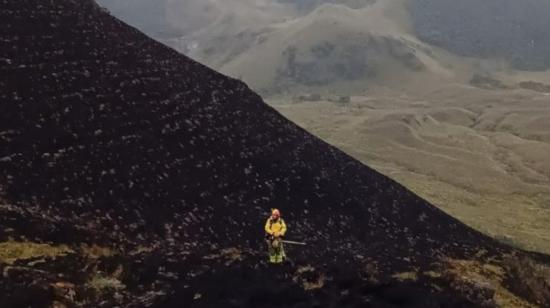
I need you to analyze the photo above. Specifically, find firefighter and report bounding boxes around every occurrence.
[264,208,287,264]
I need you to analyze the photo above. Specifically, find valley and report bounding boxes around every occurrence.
[271,85,550,254]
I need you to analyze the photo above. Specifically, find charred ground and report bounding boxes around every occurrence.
[0,0,549,307]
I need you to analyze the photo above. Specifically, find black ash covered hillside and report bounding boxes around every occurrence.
[1,0,549,307]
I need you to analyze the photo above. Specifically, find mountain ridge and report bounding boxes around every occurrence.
[95,0,550,96]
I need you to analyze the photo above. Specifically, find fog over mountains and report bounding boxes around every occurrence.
[411,0,550,70]
[97,0,550,95]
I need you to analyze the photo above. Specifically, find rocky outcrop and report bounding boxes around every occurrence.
[519,81,550,93]
[0,0,549,306]
[469,74,508,90]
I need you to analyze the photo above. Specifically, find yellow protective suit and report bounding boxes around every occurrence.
[264,217,287,263]
[265,217,287,237]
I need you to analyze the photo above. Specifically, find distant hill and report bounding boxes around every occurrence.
[206,1,457,95]
[95,0,550,95]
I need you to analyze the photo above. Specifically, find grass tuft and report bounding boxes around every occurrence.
[0,241,72,264]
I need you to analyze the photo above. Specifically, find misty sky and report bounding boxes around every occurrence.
[96,0,550,71]
[96,0,293,37]
[95,0,374,38]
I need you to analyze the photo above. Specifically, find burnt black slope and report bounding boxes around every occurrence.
[0,0,547,307]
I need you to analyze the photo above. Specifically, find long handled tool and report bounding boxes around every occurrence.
[281,240,307,246]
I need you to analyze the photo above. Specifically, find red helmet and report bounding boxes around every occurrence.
[271,208,280,218]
